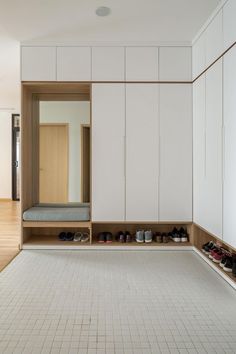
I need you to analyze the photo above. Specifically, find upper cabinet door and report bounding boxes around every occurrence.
[125,47,158,81]
[223,0,236,50]
[159,47,192,81]
[92,47,125,81]
[57,47,91,81]
[205,60,223,239]
[223,46,236,249]
[92,84,125,222]
[159,84,192,222]
[21,46,56,81]
[192,33,206,80]
[205,10,223,67]
[126,84,159,222]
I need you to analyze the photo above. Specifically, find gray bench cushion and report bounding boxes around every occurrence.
[23,205,90,222]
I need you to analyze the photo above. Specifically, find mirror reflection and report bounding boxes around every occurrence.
[39,100,90,204]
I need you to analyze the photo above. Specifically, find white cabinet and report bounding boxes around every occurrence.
[192,33,206,80]
[159,84,192,221]
[159,47,192,81]
[57,47,91,81]
[205,60,223,239]
[21,46,56,81]
[126,84,159,221]
[205,10,223,67]
[223,0,236,50]
[92,84,125,221]
[193,74,207,228]
[92,47,125,81]
[223,46,236,249]
[125,47,158,81]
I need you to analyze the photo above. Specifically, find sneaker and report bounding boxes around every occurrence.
[136,230,144,243]
[58,232,67,241]
[202,241,213,253]
[220,255,227,268]
[163,233,169,243]
[223,256,233,272]
[65,232,74,241]
[212,250,223,263]
[209,247,219,259]
[105,232,113,243]
[73,232,83,242]
[125,231,132,242]
[171,228,181,242]
[232,255,236,277]
[144,230,153,243]
[117,231,125,243]
[179,227,188,242]
[205,242,216,255]
[98,232,106,243]
[81,232,89,243]
[155,232,162,243]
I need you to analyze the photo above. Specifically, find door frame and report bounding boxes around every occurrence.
[12,114,20,201]
[81,124,90,202]
[39,123,69,203]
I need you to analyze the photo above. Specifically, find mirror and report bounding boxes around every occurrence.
[39,100,90,204]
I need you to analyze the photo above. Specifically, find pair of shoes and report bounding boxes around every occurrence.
[169,227,188,242]
[59,232,74,241]
[136,230,152,243]
[155,232,169,243]
[98,232,112,243]
[116,231,132,243]
[202,240,215,254]
[73,232,89,243]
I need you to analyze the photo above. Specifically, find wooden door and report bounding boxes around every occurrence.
[81,125,90,203]
[39,124,68,203]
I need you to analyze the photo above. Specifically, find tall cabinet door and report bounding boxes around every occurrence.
[223,46,236,249]
[159,84,192,222]
[92,84,125,221]
[205,60,223,239]
[126,84,159,221]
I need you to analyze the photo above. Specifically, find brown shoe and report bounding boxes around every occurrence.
[162,233,169,243]
[155,232,162,243]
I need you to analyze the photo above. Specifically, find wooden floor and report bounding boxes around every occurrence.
[0,200,20,271]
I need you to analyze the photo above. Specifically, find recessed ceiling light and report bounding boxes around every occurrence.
[96,6,111,17]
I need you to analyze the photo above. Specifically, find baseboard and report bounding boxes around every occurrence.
[193,247,236,290]
[0,198,12,202]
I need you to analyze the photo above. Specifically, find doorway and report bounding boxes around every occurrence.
[39,124,69,203]
[12,114,20,201]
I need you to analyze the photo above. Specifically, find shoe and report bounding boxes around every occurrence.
[232,255,236,277]
[136,230,144,243]
[204,242,216,255]
[144,230,153,243]
[209,247,219,259]
[163,233,169,243]
[58,232,67,241]
[202,241,213,253]
[220,255,227,268]
[105,232,113,243]
[125,231,132,242]
[98,232,106,243]
[155,232,162,243]
[74,232,83,242]
[171,228,181,242]
[212,250,223,263]
[179,227,188,242]
[65,232,74,241]
[81,232,89,243]
[117,231,125,243]
[223,256,233,272]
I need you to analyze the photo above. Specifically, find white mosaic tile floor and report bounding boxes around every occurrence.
[0,250,236,354]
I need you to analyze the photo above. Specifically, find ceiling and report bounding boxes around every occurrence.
[0,0,220,43]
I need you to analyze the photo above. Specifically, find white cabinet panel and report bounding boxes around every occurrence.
[192,33,206,80]
[92,47,125,81]
[205,60,223,239]
[126,84,159,221]
[159,84,192,221]
[223,0,236,50]
[126,47,158,81]
[159,47,192,81]
[92,84,125,221]
[205,10,223,67]
[21,46,56,81]
[193,75,207,227]
[223,46,236,249]
[57,47,91,81]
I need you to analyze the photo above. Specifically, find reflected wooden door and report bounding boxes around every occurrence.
[39,124,68,203]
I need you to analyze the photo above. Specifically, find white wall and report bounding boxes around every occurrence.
[40,101,90,202]
[0,112,12,198]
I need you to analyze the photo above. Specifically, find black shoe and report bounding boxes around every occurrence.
[171,228,181,242]
[232,255,236,277]
[219,254,227,268]
[179,227,188,242]
[125,231,132,242]
[223,256,233,273]
[58,232,67,241]
[98,232,106,243]
[65,232,74,241]
[105,232,113,243]
[204,241,215,255]
[117,231,125,243]
[202,241,212,253]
